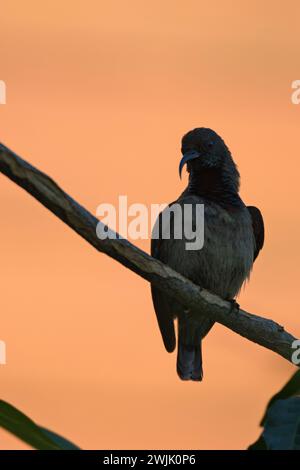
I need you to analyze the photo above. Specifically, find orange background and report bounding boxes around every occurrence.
[0,0,300,450]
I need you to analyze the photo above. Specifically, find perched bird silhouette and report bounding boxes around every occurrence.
[151,128,264,381]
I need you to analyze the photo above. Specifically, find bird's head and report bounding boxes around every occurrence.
[179,127,240,192]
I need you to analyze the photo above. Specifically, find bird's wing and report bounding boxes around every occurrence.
[151,205,176,353]
[247,206,265,262]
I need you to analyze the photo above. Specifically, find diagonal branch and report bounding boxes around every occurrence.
[0,143,298,365]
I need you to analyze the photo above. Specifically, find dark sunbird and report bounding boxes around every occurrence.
[151,128,264,381]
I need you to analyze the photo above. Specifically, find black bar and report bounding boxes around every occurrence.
[0,450,296,466]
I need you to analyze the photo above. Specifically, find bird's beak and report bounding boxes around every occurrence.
[179,150,201,178]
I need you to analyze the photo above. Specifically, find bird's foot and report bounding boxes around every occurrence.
[228,298,240,313]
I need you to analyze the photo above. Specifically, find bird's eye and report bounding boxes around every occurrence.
[208,141,213,148]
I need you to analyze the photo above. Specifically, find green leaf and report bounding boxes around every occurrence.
[261,398,300,450]
[260,370,300,426]
[40,427,80,450]
[249,370,300,450]
[248,435,267,450]
[0,400,80,450]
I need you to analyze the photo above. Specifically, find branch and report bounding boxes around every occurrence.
[0,143,298,365]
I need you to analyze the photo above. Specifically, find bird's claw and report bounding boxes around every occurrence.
[228,299,240,313]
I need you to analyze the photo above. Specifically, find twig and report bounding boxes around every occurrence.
[0,143,298,364]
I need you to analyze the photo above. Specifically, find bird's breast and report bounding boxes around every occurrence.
[156,195,255,299]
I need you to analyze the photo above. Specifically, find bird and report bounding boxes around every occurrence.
[151,127,264,381]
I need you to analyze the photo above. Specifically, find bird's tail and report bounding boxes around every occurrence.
[177,341,203,381]
[177,321,203,382]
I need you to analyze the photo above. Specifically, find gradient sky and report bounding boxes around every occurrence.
[0,0,300,449]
